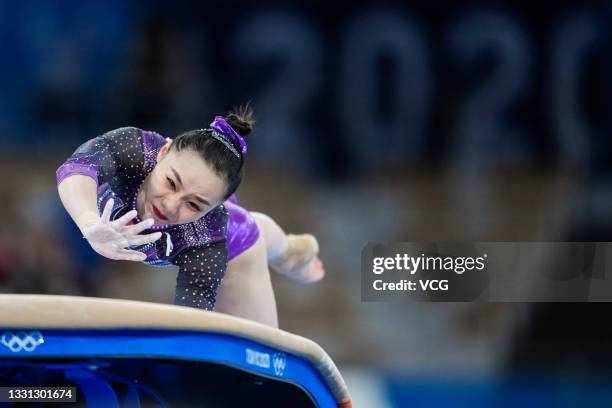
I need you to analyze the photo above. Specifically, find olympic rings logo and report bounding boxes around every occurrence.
[272,352,286,377]
[1,331,45,352]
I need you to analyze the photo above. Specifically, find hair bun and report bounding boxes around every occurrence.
[225,104,255,137]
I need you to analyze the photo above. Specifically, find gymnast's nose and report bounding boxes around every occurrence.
[162,196,180,218]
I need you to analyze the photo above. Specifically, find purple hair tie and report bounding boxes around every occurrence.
[209,115,248,157]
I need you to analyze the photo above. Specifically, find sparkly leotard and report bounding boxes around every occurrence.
[56,127,260,310]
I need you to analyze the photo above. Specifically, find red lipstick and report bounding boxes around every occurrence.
[152,204,168,221]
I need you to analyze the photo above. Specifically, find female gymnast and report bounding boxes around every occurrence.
[56,106,323,328]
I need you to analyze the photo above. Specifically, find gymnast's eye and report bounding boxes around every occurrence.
[188,202,200,212]
[167,177,176,190]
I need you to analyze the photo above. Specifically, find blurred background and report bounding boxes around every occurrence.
[0,0,611,406]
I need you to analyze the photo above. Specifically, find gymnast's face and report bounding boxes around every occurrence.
[138,140,227,225]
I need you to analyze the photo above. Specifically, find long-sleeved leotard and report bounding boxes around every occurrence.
[56,127,260,310]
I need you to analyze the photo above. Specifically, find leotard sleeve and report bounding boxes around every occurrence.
[56,127,145,189]
[172,241,228,311]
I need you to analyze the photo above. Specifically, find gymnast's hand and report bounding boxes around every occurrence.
[81,198,162,262]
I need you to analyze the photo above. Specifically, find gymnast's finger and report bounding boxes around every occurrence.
[127,232,162,247]
[115,237,130,248]
[111,209,138,228]
[116,249,147,262]
[123,218,155,235]
[101,198,114,223]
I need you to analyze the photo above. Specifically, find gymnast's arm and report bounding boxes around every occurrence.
[56,127,159,261]
[56,127,143,231]
[172,241,228,311]
[57,175,103,233]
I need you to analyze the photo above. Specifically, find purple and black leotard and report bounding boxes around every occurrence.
[56,127,260,311]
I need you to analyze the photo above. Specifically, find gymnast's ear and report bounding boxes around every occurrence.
[157,138,173,161]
